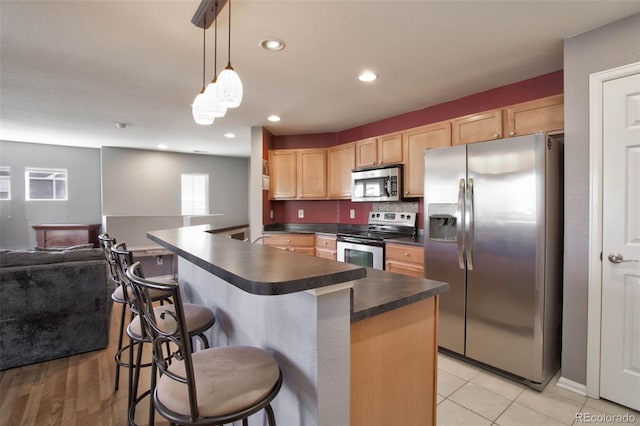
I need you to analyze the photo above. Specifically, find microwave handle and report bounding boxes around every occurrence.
[384,177,391,197]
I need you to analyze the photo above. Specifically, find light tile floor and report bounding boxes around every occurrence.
[437,351,640,426]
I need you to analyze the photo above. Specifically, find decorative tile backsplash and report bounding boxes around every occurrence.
[372,202,419,213]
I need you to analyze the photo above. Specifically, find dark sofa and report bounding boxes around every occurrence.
[0,247,112,370]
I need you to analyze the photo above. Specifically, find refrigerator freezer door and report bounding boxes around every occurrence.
[424,144,467,354]
[464,134,546,382]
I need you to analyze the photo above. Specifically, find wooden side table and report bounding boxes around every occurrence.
[32,224,102,248]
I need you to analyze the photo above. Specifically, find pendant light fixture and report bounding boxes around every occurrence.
[203,0,227,118]
[216,0,243,108]
[192,15,214,125]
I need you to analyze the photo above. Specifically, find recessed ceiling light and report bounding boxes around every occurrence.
[260,38,285,51]
[224,132,236,138]
[157,144,168,150]
[267,115,281,122]
[358,70,377,82]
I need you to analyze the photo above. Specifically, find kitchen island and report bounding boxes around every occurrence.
[148,225,448,426]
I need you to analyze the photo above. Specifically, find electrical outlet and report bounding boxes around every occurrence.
[350,209,355,219]
[156,256,163,266]
[270,210,274,219]
[298,209,304,218]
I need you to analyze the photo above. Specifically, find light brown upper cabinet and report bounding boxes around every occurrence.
[328,143,355,199]
[355,138,378,168]
[402,121,452,198]
[297,148,327,199]
[269,148,327,200]
[504,94,564,137]
[377,132,403,165]
[269,149,297,199]
[355,132,403,168]
[452,109,503,145]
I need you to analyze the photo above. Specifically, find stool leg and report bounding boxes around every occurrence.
[265,404,276,426]
[129,337,144,424]
[148,359,157,426]
[114,302,126,391]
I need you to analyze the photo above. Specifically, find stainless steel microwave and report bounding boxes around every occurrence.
[351,165,402,202]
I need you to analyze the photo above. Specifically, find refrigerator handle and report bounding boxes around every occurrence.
[466,178,474,270]
[457,179,465,269]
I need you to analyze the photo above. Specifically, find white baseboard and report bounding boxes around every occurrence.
[556,376,588,396]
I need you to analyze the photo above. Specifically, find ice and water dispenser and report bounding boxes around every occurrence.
[427,203,457,242]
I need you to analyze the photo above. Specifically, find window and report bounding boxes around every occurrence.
[181,173,209,215]
[0,167,10,200]
[25,168,68,200]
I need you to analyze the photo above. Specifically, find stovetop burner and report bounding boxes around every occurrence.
[337,211,417,242]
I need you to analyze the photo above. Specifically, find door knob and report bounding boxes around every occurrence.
[607,253,639,264]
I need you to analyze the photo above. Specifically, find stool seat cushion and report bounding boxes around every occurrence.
[127,303,215,339]
[156,346,280,418]
[111,280,174,303]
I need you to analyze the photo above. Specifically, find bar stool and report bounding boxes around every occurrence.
[126,261,283,426]
[98,234,174,392]
[112,244,216,425]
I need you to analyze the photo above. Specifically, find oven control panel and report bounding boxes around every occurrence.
[368,212,415,227]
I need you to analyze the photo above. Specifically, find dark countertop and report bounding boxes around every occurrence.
[385,234,425,247]
[263,223,425,247]
[351,268,447,322]
[147,225,366,295]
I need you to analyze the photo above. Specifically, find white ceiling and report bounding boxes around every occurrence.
[1,1,639,158]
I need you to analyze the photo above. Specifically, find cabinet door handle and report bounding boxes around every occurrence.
[509,131,516,136]
[404,252,409,257]
[493,133,500,139]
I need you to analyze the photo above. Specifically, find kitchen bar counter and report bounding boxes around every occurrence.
[147,225,446,426]
[147,225,366,295]
[148,225,443,320]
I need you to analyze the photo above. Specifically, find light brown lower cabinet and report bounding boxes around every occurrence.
[262,233,316,256]
[385,243,425,278]
[351,296,438,426]
[315,235,337,260]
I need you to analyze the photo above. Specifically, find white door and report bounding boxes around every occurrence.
[600,71,640,410]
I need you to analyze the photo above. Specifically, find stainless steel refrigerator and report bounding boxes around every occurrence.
[424,133,563,388]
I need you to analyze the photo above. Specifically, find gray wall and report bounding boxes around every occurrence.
[0,141,102,249]
[101,147,249,225]
[562,13,640,385]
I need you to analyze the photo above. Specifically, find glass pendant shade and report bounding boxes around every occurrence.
[203,80,227,118]
[216,65,243,108]
[192,91,214,125]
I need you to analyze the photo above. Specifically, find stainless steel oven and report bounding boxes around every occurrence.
[336,211,417,270]
[337,238,384,270]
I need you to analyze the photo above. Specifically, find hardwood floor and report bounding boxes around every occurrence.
[0,303,170,426]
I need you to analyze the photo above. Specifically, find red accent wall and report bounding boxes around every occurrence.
[338,70,563,143]
[267,71,563,226]
[270,200,373,225]
[273,133,339,150]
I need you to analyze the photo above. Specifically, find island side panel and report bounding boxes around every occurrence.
[350,296,439,426]
[178,257,351,426]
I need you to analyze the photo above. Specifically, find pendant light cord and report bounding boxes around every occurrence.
[227,0,232,67]
[214,1,218,76]
[202,16,206,90]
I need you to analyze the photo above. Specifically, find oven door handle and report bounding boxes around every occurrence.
[338,236,370,245]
